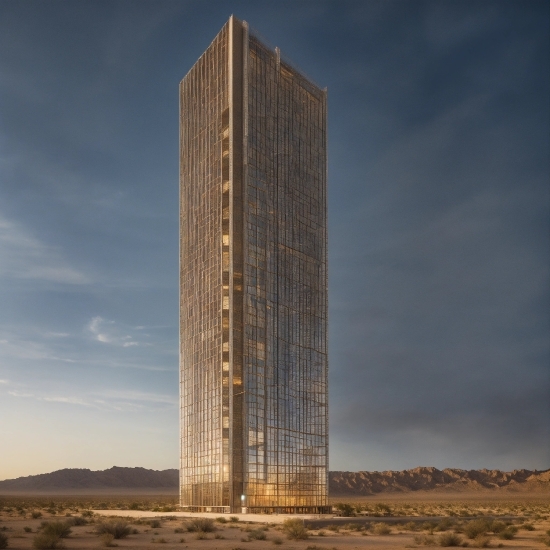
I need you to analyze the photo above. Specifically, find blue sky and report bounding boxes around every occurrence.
[0,0,548,480]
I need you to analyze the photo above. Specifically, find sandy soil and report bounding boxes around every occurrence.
[0,496,548,550]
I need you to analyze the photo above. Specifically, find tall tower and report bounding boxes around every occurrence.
[179,16,328,513]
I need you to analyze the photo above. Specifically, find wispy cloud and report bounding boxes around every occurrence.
[87,316,147,348]
[6,383,176,412]
[43,396,92,407]
[0,330,77,363]
[0,379,8,385]
[0,214,90,284]
[8,390,34,398]
[0,323,174,372]
[98,389,177,406]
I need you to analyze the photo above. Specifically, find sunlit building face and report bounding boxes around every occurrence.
[179,16,328,513]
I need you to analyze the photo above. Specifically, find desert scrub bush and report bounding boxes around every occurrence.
[230,516,239,522]
[404,521,418,531]
[374,503,392,516]
[439,532,463,547]
[464,520,491,539]
[32,532,63,549]
[32,511,43,519]
[247,529,267,540]
[187,518,216,533]
[0,532,7,549]
[100,533,117,547]
[335,502,355,516]
[149,520,161,529]
[473,534,491,548]
[326,524,339,532]
[498,527,516,540]
[372,522,391,535]
[413,534,437,546]
[282,518,309,540]
[272,536,282,544]
[521,523,535,531]
[489,521,506,534]
[436,518,456,532]
[66,516,87,526]
[96,521,131,539]
[40,521,72,539]
[216,516,227,523]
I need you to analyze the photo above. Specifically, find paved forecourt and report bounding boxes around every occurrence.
[92,510,333,524]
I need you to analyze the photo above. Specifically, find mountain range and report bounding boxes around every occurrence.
[0,466,548,495]
[330,467,550,496]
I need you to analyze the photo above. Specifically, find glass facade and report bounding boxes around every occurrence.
[180,16,328,513]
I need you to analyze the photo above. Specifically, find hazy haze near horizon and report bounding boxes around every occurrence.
[0,0,548,480]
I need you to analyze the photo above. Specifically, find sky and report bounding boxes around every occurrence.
[0,0,548,480]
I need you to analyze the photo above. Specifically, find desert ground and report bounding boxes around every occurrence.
[0,494,548,550]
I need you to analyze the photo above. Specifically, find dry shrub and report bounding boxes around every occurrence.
[39,521,72,540]
[248,529,267,540]
[498,527,516,540]
[439,532,463,547]
[436,518,456,532]
[282,518,309,540]
[474,534,492,548]
[372,522,391,535]
[66,516,87,526]
[216,516,227,523]
[464,520,491,539]
[100,533,117,547]
[413,534,437,546]
[187,518,216,533]
[335,502,355,516]
[96,521,131,539]
[490,521,506,533]
[0,533,7,550]
[32,532,64,549]
[375,503,392,516]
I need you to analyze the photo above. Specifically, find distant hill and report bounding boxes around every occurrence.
[1,466,548,495]
[330,467,550,496]
[0,467,178,494]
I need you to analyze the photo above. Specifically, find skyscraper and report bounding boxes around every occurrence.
[179,16,328,513]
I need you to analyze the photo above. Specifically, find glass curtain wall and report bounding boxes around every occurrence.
[244,34,328,511]
[180,16,328,513]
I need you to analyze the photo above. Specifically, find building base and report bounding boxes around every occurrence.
[179,505,332,515]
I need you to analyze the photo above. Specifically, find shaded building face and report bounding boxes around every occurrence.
[179,16,328,513]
